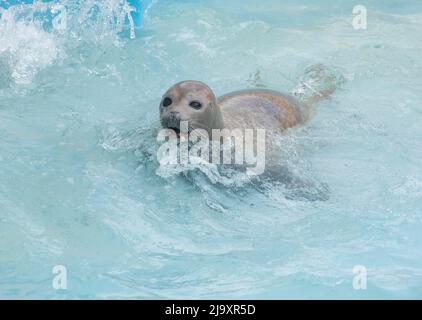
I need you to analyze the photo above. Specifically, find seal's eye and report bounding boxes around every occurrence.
[162,97,172,107]
[189,101,202,110]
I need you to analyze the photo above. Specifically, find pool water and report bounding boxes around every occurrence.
[1,0,422,299]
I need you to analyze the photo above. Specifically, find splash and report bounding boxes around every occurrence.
[0,5,61,85]
[0,0,153,85]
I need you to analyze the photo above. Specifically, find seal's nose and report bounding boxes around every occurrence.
[162,111,181,129]
[169,111,180,119]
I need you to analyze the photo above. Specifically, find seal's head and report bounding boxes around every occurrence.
[159,80,224,135]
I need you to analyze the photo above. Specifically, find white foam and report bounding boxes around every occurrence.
[0,0,146,85]
[0,16,60,85]
[0,3,64,85]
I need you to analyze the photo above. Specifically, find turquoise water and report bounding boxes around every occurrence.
[1,0,422,299]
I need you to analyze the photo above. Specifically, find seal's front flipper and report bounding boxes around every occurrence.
[259,165,330,202]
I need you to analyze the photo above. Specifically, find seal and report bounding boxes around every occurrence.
[158,79,335,200]
[159,80,329,136]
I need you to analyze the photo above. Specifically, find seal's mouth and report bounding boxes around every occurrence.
[168,127,181,135]
[161,117,191,136]
[161,112,182,134]
[161,118,182,136]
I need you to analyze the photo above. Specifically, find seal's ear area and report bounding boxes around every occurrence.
[202,85,217,105]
